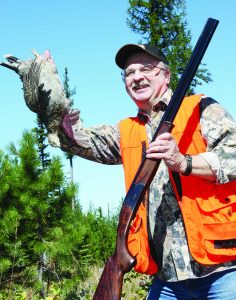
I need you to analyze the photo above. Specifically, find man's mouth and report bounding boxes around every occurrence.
[133,84,149,91]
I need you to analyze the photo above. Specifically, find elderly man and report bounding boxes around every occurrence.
[1,44,236,299]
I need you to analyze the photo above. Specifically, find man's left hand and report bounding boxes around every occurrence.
[146,132,187,173]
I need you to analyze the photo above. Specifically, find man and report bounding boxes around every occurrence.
[1,44,236,299]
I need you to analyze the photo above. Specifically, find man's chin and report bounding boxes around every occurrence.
[132,98,151,111]
[133,97,150,104]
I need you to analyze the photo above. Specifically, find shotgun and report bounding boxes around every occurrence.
[93,18,219,300]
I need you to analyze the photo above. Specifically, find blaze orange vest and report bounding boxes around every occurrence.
[119,94,236,274]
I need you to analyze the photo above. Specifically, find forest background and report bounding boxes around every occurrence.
[0,0,235,299]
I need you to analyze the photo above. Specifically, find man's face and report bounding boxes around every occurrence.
[124,52,170,111]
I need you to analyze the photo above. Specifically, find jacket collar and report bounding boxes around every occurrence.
[137,88,172,123]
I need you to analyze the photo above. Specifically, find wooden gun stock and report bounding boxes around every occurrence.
[93,205,136,300]
[93,18,219,300]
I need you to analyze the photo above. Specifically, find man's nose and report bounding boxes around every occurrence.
[132,70,145,80]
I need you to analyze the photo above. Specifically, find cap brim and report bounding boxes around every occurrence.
[115,44,152,69]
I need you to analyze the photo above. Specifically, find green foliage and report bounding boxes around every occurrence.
[122,269,152,299]
[33,117,51,170]
[127,0,212,93]
[64,267,153,300]
[63,67,76,103]
[0,130,118,298]
[63,67,77,206]
[83,207,117,264]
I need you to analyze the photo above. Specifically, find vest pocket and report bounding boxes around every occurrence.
[127,202,158,274]
[204,222,236,256]
[196,182,236,257]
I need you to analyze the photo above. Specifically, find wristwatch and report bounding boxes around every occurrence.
[182,154,192,176]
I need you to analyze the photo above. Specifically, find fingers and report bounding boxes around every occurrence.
[147,133,173,153]
[146,142,169,159]
[68,110,81,124]
[146,133,177,159]
[146,141,168,155]
[156,132,172,141]
[146,133,186,172]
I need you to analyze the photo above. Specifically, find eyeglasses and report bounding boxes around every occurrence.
[121,64,165,81]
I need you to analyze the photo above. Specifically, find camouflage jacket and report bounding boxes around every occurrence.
[59,89,236,281]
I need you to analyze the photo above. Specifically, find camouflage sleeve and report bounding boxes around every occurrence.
[200,97,236,183]
[58,114,122,165]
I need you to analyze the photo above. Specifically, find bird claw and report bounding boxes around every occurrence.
[4,54,20,63]
[0,60,19,72]
[0,52,34,77]
[0,54,22,73]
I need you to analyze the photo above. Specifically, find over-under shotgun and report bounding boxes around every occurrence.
[93,18,219,300]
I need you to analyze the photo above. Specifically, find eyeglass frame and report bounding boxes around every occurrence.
[121,63,165,81]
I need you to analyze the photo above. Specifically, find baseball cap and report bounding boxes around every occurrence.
[115,44,168,69]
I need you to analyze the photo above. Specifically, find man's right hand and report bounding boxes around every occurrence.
[61,110,81,143]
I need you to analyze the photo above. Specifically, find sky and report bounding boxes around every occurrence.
[0,1,236,214]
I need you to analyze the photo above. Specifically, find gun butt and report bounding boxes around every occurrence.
[93,252,135,300]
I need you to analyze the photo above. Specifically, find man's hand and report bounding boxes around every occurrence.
[146,132,187,173]
[61,110,81,143]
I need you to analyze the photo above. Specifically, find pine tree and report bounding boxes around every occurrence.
[33,117,51,170]
[0,130,92,298]
[127,0,212,92]
[63,67,77,210]
[83,207,117,265]
[32,118,52,298]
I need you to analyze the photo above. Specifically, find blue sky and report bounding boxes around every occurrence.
[0,1,235,213]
